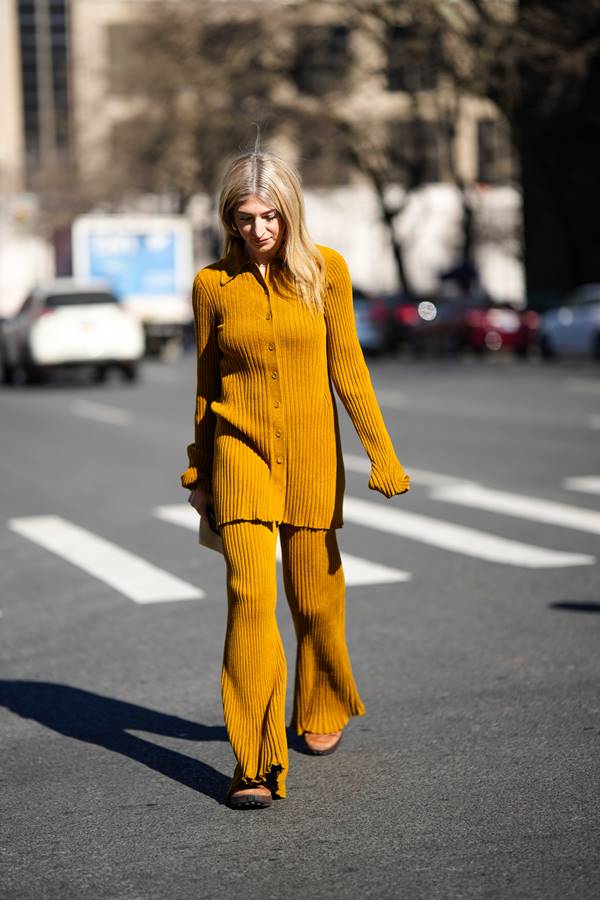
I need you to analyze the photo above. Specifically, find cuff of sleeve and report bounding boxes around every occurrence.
[368,459,411,498]
[180,466,212,493]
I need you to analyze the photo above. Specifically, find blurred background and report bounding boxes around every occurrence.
[1,0,599,375]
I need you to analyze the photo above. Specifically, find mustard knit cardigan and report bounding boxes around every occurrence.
[181,243,410,528]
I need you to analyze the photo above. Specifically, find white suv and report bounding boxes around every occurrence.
[1,279,145,385]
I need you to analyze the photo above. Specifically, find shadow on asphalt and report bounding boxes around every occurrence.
[0,681,231,802]
[549,601,600,614]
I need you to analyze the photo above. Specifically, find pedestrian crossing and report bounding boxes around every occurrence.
[154,503,412,587]
[7,515,204,604]
[5,466,598,605]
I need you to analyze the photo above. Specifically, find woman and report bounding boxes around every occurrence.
[182,150,410,809]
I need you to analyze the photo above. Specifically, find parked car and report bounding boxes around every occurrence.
[539,284,600,360]
[362,291,447,354]
[353,287,387,355]
[1,279,145,385]
[409,295,539,357]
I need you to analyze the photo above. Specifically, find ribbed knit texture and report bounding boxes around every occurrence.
[220,521,288,799]
[281,525,365,735]
[181,244,410,527]
[221,520,365,799]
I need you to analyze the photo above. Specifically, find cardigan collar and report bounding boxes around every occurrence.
[219,240,284,286]
[219,242,250,286]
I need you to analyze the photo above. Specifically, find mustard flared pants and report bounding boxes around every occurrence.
[220,520,365,799]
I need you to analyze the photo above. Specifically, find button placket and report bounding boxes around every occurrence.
[264,292,286,503]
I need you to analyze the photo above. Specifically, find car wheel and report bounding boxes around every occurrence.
[1,358,13,385]
[93,365,107,384]
[540,335,557,360]
[11,361,43,385]
[514,344,529,359]
[121,363,139,382]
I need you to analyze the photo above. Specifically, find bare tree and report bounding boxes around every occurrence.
[277,0,491,295]
[100,1,282,215]
[431,0,600,305]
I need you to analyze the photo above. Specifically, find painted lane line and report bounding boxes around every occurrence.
[274,542,411,587]
[342,497,594,569]
[155,504,200,531]
[154,504,412,587]
[563,476,600,497]
[71,400,132,426]
[376,390,408,410]
[564,378,600,396]
[431,483,600,536]
[343,454,469,487]
[142,366,179,384]
[7,515,204,604]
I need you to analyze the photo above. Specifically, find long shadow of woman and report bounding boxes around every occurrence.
[0,681,230,802]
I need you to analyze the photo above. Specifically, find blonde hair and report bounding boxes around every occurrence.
[219,151,325,313]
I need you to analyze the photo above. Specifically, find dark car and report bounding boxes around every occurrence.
[366,292,439,354]
[353,287,387,355]
[409,295,539,357]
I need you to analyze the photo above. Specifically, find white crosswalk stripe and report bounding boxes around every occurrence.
[431,482,600,535]
[343,454,468,487]
[70,400,132,426]
[342,497,594,568]
[564,476,600,496]
[7,469,598,609]
[7,515,204,604]
[154,505,412,587]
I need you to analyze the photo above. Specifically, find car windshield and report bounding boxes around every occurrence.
[44,292,118,308]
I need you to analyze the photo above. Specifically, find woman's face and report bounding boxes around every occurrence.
[233,195,284,263]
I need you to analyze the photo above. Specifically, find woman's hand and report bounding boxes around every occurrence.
[188,487,213,518]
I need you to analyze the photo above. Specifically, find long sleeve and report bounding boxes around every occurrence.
[324,250,410,498]
[180,274,221,492]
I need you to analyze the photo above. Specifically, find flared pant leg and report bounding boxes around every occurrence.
[280,525,366,736]
[220,520,288,799]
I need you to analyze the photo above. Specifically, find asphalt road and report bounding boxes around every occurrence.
[1,352,599,900]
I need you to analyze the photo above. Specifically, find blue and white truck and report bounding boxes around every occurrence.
[72,215,194,355]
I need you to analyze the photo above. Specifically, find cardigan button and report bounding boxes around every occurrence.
[271,371,278,379]
[275,429,282,437]
[268,342,275,351]
[276,456,283,464]
[265,312,272,320]
[273,400,280,408]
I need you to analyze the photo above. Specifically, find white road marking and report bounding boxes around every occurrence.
[154,504,412,586]
[563,476,600,497]
[564,378,600,396]
[376,390,408,409]
[71,400,132,426]
[7,515,204,604]
[155,504,200,530]
[274,542,411,586]
[142,366,179,384]
[431,482,600,536]
[343,454,468,487]
[588,414,600,430]
[342,497,595,568]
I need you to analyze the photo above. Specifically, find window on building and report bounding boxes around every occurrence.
[387,25,438,93]
[290,26,350,95]
[477,118,515,183]
[17,0,70,170]
[389,120,440,184]
[298,123,352,187]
